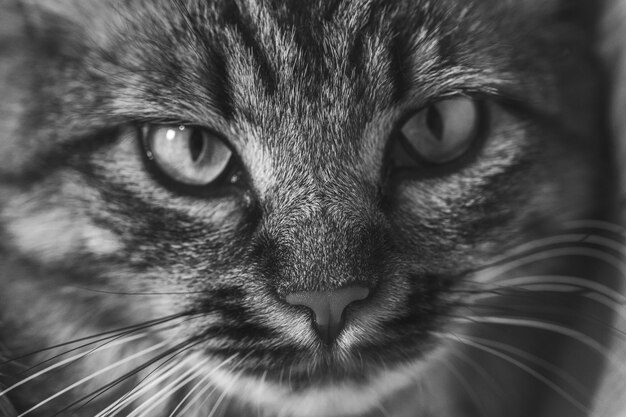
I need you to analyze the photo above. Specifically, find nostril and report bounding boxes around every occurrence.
[285,285,370,345]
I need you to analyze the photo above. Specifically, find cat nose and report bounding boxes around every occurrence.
[285,285,370,345]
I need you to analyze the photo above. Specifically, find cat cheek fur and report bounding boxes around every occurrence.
[2,185,123,263]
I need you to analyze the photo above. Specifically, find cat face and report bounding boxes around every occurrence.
[0,1,616,416]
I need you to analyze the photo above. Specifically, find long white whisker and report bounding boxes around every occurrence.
[447,349,506,403]
[256,370,267,417]
[166,354,238,417]
[129,357,209,417]
[479,276,624,303]
[452,317,626,379]
[207,367,246,417]
[172,354,249,417]
[474,247,625,285]
[96,354,186,417]
[486,233,624,267]
[168,375,209,417]
[17,341,168,417]
[167,377,206,417]
[175,371,222,416]
[441,333,589,414]
[438,357,493,417]
[466,275,626,321]
[460,334,589,397]
[101,336,213,416]
[0,333,147,400]
[563,219,626,234]
[581,234,626,253]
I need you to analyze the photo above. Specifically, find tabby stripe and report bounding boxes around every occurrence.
[222,3,278,95]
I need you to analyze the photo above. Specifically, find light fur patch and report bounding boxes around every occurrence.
[203,346,447,417]
[3,192,122,262]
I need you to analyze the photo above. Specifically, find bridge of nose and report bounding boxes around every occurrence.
[286,286,370,344]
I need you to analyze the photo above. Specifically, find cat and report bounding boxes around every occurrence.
[1,0,625,416]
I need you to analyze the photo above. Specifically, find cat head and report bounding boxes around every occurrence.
[0,1,617,416]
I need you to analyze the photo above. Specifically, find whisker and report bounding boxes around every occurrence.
[1,312,193,367]
[450,292,626,343]
[166,354,238,417]
[466,275,626,323]
[173,378,219,417]
[447,349,506,406]
[95,353,187,417]
[438,356,493,417]
[167,377,206,417]
[460,334,589,398]
[71,287,214,296]
[206,367,246,417]
[172,370,222,417]
[579,234,626,254]
[563,219,626,235]
[483,232,624,267]
[479,276,624,304]
[17,341,169,417]
[127,357,208,417]
[452,316,626,379]
[440,333,589,414]
[473,247,625,285]
[28,317,197,380]
[0,333,147,399]
[180,353,251,417]
[70,337,207,417]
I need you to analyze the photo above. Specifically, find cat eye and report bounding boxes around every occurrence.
[398,97,481,165]
[143,125,233,186]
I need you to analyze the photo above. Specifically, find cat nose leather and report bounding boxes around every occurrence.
[285,285,370,345]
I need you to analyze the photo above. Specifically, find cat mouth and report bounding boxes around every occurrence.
[194,278,451,378]
[190,272,459,392]
[202,309,450,390]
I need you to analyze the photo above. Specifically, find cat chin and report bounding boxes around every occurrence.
[205,347,447,417]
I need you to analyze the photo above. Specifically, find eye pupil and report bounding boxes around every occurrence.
[189,130,205,163]
[426,105,444,141]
